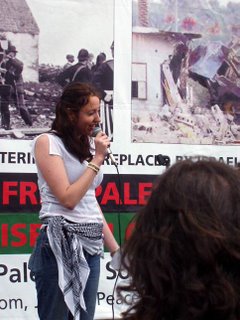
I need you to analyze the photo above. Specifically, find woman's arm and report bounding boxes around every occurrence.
[34,134,108,209]
[101,209,122,270]
[99,206,119,255]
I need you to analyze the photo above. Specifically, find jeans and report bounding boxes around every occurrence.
[28,229,100,320]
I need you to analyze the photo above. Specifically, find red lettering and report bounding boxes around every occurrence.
[101,183,121,205]
[97,180,153,206]
[139,182,152,205]
[20,182,38,205]
[1,224,8,247]
[29,223,41,247]
[124,183,137,205]
[3,181,18,204]
[11,224,27,247]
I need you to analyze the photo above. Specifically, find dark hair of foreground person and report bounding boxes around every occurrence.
[118,159,240,320]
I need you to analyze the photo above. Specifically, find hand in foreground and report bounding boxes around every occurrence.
[110,248,122,271]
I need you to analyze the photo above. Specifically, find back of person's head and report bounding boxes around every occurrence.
[96,52,106,66]
[119,158,240,320]
[51,82,100,162]
[66,54,74,62]
[77,48,89,62]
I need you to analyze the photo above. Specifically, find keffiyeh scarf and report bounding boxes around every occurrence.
[45,216,103,320]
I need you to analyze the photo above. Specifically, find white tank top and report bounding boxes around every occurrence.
[31,133,103,224]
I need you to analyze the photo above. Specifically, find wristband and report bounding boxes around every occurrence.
[87,162,100,174]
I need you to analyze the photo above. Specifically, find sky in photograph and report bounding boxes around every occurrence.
[147,0,239,4]
[133,0,240,7]
[25,0,114,66]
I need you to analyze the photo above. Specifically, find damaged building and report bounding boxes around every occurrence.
[132,26,240,145]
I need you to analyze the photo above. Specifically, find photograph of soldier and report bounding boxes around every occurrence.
[0,0,114,139]
[92,41,114,140]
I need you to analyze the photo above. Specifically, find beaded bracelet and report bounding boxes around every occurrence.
[87,162,100,174]
[89,162,100,171]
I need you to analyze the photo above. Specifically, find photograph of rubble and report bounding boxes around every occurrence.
[0,0,114,140]
[132,0,240,145]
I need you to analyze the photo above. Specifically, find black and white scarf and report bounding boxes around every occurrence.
[46,216,103,320]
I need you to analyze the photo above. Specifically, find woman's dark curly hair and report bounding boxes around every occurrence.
[51,82,100,162]
[118,159,240,320]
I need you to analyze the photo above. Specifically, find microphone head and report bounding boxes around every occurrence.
[92,125,102,137]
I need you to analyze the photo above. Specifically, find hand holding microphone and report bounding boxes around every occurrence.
[93,126,118,166]
[93,131,110,163]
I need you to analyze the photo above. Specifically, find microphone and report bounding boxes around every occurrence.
[156,154,170,167]
[92,126,118,166]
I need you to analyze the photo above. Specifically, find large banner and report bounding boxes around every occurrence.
[1,0,240,319]
[0,213,133,319]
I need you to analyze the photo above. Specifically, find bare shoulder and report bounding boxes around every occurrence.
[34,134,51,157]
[36,133,50,142]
